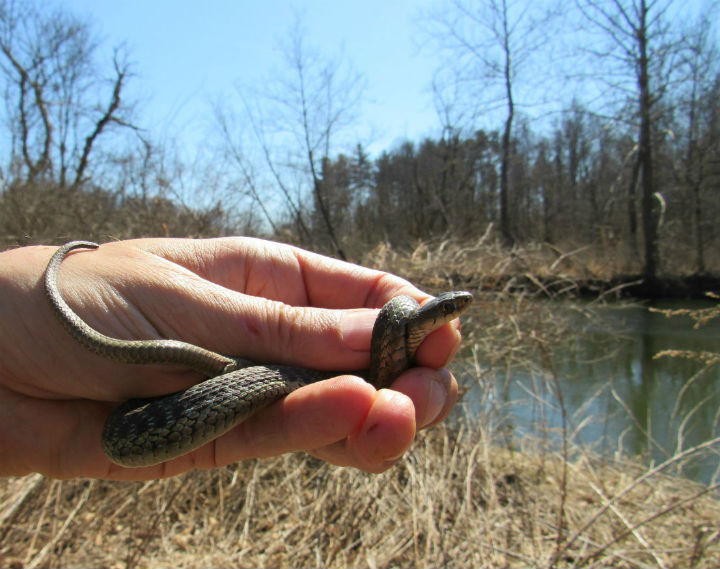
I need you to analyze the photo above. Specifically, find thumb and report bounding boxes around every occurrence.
[74,241,381,372]
[185,287,378,371]
[45,242,379,396]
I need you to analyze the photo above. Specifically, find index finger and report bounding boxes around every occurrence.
[125,236,430,309]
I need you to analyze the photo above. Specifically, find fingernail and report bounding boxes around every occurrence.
[421,369,451,428]
[382,453,405,466]
[340,309,377,351]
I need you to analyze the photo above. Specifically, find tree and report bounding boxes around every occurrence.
[573,0,691,280]
[426,0,559,245]
[0,0,136,189]
[673,16,720,273]
[222,18,365,258]
[0,0,154,245]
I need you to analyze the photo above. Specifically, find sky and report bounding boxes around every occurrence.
[56,0,716,176]
[62,0,445,158]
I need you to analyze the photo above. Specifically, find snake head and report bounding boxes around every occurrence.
[427,291,474,322]
[405,291,473,351]
[369,290,473,389]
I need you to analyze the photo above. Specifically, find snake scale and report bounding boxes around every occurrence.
[44,241,473,467]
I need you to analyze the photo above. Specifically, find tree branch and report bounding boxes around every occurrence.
[72,51,131,188]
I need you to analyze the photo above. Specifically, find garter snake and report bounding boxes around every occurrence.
[45,241,473,467]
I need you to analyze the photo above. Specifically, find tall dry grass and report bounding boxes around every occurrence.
[359,231,641,297]
[1,239,719,568]
[2,425,718,567]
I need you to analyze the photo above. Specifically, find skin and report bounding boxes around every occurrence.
[0,237,462,481]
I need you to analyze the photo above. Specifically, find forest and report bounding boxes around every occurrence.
[0,0,718,286]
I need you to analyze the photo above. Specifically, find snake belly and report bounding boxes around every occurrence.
[45,241,473,467]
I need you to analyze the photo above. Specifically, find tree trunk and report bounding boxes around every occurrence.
[499,2,514,246]
[637,0,659,281]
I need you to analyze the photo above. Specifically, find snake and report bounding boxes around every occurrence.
[44,241,473,468]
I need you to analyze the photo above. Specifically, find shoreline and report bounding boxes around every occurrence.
[477,273,720,300]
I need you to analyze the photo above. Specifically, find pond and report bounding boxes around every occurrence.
[456,299,720,484]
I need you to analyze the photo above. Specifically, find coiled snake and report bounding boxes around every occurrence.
[45,241,473,467]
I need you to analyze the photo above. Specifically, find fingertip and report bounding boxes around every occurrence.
[349,389,416,473]
[422,368,458,428]
[391,367,458,430]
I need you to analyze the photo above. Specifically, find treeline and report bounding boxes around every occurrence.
[309,95,720,274]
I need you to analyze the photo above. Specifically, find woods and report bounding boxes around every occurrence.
[0,0,718,280]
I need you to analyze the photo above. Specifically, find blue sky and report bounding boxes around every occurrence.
[60,0,714,167]
[63,0,444,157]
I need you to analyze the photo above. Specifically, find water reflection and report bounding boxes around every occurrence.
[458,301,720,484]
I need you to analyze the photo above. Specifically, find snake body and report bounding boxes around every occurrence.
[45,241,473,467]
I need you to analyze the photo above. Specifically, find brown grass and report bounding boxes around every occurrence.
[359,233,638,295]
[1,428,719,568]
[1,239,719,568]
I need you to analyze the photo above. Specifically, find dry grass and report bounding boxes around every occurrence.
[2,239,719,568]
[360,233,638,297]
[1,427,719,568]
[360,231,720,290]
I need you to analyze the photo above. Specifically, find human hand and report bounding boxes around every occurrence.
[0,237,463,480]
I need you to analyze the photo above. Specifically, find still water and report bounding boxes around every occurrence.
[457,300,720,484]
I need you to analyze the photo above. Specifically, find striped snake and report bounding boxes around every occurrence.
[45,241,473,467]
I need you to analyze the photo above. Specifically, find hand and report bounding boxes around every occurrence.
[0,237,462,480]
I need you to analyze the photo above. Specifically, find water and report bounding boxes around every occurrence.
[458,300,720,484]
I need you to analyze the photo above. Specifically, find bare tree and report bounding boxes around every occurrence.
[573,0,688,280]
[215,107,281,236]
[674,16,719,273]
[223,18,365,258]
[0,0,136,189]
[426,0,559,245]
